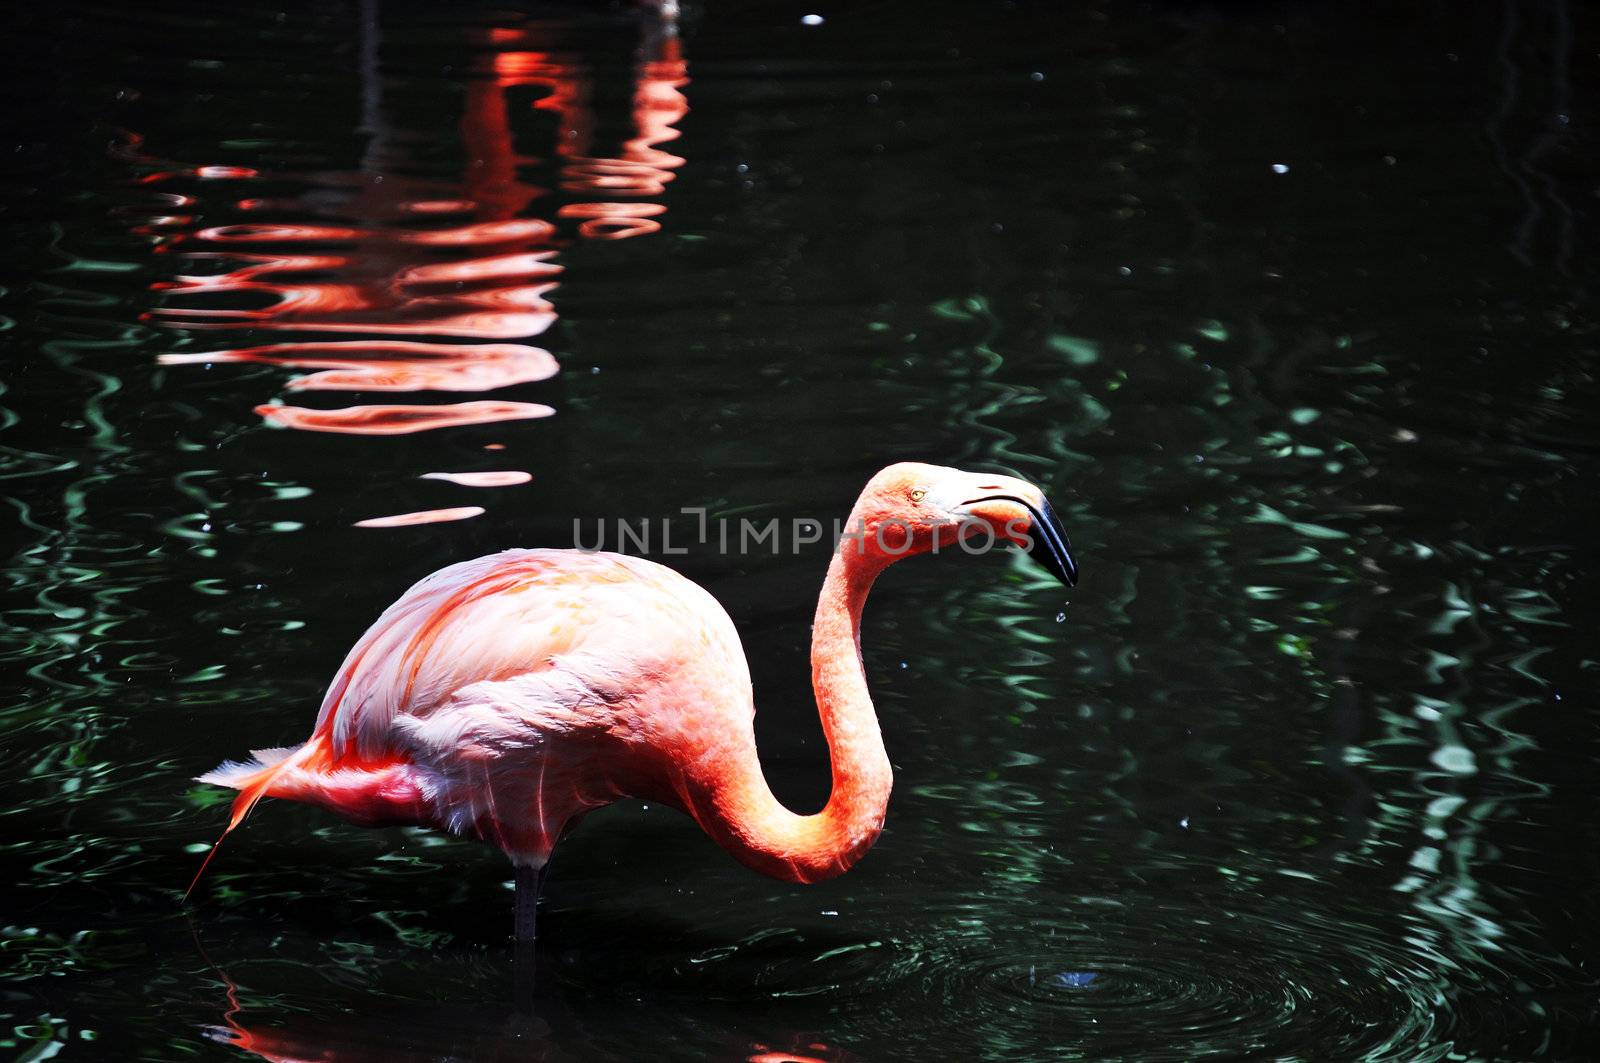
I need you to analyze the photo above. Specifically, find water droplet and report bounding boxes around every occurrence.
[801,13,824,25]
[1271,163,1290,174]
[1180,816,1190,829]
[820,909,838,916]
[1052,971,1099,988]
[1055,611,1066,623]
[1030,71,1045,82]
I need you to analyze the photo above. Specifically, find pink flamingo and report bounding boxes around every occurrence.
[190,462,1078,944]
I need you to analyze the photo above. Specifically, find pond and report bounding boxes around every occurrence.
[2,1,1596,1059]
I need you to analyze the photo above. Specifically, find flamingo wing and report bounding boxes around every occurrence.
[313,548,748,761]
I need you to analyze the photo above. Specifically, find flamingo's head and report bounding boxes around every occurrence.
[847,462,1079,586]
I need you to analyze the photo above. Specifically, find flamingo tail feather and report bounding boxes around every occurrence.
[186,743,307,900]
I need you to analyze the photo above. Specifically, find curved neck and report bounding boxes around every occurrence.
[690,542,893,883]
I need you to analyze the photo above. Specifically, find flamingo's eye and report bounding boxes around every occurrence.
[910,489,926,502]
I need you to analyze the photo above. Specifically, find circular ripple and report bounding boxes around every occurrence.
[672,890,1458,1061]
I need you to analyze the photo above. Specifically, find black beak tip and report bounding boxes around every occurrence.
[1028,498,1079,589]
[1044,547,1079,588]
[966,491,1080,589]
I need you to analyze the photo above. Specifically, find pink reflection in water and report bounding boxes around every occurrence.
[399,250,562,287]
[401,199,478,214]
[747,1040,851,1063]
[492,33,688,243]
[400,219,555,245]
[176,310,560,339]
[142,14,690,528]
[192,222,363,243]
[559,201,668,240]
[354,506,486,528]
[139,164,261,183]
[158,341,558,392]
[147,241,561,338]
[256,401,553,435]
[421,471,532,487]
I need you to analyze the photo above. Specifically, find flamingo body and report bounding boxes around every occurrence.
[204,549,755,868]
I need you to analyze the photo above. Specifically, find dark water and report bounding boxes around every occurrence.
[3,1,1598,1059]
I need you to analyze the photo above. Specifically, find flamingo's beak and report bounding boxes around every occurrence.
[962,492,1080,587]
[1025,497,1079,587]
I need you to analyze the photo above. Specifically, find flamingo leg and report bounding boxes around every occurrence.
[513,862,547,1008]
[514,863,547,946]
